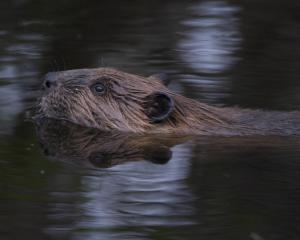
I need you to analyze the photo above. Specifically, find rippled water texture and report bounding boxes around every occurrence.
[0,1,300,240]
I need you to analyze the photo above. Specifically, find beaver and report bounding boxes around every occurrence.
[37,68,300,136]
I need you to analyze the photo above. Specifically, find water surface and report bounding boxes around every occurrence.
[0,0,300,239]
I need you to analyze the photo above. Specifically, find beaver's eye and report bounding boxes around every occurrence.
[91,83,106,95]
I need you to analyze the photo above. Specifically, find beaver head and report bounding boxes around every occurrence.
[38,68,227,134]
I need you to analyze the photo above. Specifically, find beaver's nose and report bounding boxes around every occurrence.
[43,72,58,89]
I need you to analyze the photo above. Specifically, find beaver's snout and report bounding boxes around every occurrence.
[43,72,58,89]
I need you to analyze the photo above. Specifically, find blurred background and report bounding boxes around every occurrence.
[0,0,300,239]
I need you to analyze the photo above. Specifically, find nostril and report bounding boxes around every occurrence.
[45,80,51,88]
[44,79,57,89]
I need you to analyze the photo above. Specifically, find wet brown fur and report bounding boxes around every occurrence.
[38,68,300,136]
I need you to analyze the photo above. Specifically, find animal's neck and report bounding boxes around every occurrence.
[171,98,300,136]
[155,94,234,134]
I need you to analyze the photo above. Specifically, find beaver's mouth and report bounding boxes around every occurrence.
[34,94,47,117]
[36,94,65,120]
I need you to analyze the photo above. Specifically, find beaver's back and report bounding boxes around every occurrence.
[233,109,300,136]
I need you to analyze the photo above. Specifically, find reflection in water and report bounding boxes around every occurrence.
[35,119,196,239]
[0,85,23,133]
[179,1,241,74]
[35,119,300,239]
[36,118,191,168]
[0,28,47,133]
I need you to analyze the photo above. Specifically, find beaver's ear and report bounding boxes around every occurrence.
[144,92,174,123]
[148,73,171,86]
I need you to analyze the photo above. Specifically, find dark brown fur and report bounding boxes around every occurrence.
[37,68,300,136]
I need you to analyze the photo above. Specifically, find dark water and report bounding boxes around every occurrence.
[1,0,300,239]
